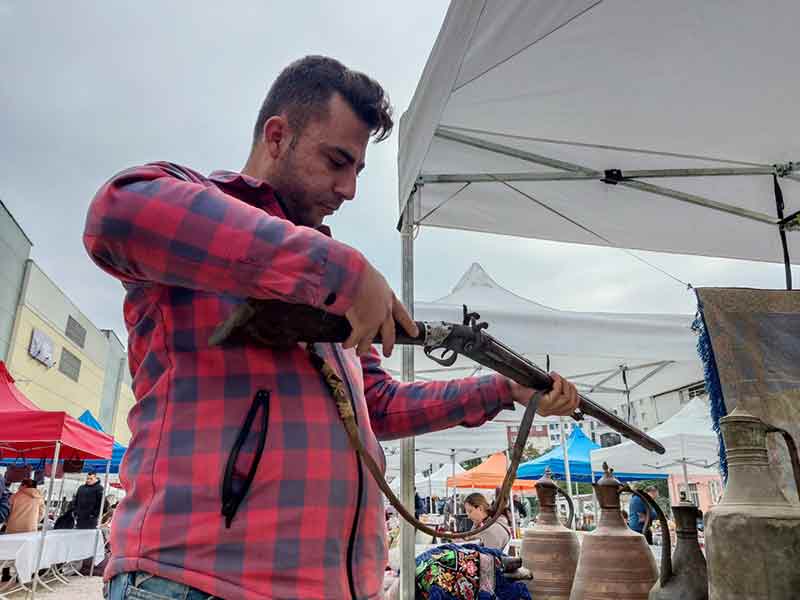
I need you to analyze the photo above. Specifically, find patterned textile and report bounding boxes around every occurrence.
[695,287,800,502]
[415,544,531,600]
[83,162,515,599]
[416,546,481,600]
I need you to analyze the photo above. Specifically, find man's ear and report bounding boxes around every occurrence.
[262,115,292,159]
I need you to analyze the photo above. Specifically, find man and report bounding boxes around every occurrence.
[85,55,580,600]
[74,471,104,529]
[628,485,659,544]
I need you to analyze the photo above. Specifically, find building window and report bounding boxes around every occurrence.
[679,482,701,506]
[639,398,644,406]
[641,412,647,422]
[58,348,81,382]
[65,316,87,348]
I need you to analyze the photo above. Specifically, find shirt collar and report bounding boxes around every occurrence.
[208,169,332,237]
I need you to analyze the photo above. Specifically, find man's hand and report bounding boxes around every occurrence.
[509,372,579,417]
[343,261,418,357]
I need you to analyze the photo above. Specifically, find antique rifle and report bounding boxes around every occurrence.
[211,299,666,454]
[209,299,665,538]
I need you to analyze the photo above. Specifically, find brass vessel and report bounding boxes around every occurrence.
[647,492,708,600]
[705,408,800,599]
[521,467,579,599]
[569,463,657,600]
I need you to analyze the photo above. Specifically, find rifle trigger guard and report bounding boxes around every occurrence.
[425,345,459,367]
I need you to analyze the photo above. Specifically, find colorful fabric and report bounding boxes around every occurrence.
[416,546,481,600]
[415,544,531,600]
[84,162,515,600]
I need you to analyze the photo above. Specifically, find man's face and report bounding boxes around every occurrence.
[269,93,369,228]
[87,474,97,485]
[648,489,659,499]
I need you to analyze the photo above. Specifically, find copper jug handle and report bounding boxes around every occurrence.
[554,485,575,529]
[626,486,673,587]
[766,426,800,499]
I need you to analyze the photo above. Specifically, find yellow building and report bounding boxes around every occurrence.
[5,260,134,444]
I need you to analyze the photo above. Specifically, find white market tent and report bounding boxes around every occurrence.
[398,1,800,274]
[393,2,800,592]
[389,462,466,498]
[381,262,701,473]
[590,396,720,484]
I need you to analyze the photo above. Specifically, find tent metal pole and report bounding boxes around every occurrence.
[435,128,595,174]
[399,197,416,600]
[428,464,433,514]
[31,441,60,598]
[89,459,112,577]
[419,165,777,184]
[558,418,573,529]
[617,179,776,224]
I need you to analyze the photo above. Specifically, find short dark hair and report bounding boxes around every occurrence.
[253,55,393,146]
[645,485,658,493]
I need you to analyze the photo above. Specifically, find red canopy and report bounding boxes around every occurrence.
[0,362,113,460]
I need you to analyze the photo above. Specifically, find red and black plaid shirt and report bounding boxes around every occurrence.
[84,162,515,599]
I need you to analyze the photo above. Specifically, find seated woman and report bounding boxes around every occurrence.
[463,492,512,550]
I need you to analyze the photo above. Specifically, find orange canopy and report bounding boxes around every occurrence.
[446,452,536,492]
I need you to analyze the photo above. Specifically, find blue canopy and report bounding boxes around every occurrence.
[517,426,666,483]
[79,411,126,474]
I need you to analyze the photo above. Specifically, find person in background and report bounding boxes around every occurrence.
[464,492,512,550]
[54,500,76,530]
[74,471,104,529]
[5,479,44,534]
[0,476,9,528]
[628,485,659,544]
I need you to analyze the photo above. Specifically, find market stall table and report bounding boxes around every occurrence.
[0,529,105,584]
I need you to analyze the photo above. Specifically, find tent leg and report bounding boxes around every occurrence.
[31,441,61,599]
[89,459,112,577]
[399,199,416,600]
[559,418,573,529]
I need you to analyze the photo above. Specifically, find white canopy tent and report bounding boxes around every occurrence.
[590,397,720,485]
[389,463,466,498]
[394,2,800,593]
[384,263,701,406]
[399,0,800,275]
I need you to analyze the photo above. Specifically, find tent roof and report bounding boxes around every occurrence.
[399,0,800,265]
[447,452,536,491]
[382,262,702,463]
[79,410,127,473]
[382,262,702,405]
[0,362,113,460]
[0,362,41,411]
[590,397,719,476]
[518,426,664,482]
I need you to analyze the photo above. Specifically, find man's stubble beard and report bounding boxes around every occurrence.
[271,151,317,227]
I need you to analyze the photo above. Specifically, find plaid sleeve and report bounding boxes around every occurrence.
[83,163,365,314]
[361,348,516,442]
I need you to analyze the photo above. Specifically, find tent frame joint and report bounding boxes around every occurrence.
[774,161,797,178]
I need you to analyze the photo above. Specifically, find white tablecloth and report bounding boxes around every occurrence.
[0,529,104,583]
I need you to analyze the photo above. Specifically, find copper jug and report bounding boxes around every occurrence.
[569,463,657,600]
[647,492,708,600]
[521,467,579,599]
[705,408,800,600]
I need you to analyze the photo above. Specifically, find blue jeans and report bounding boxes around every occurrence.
[107,572,219,600]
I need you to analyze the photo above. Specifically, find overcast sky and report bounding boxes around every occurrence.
[1,1,797,346]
